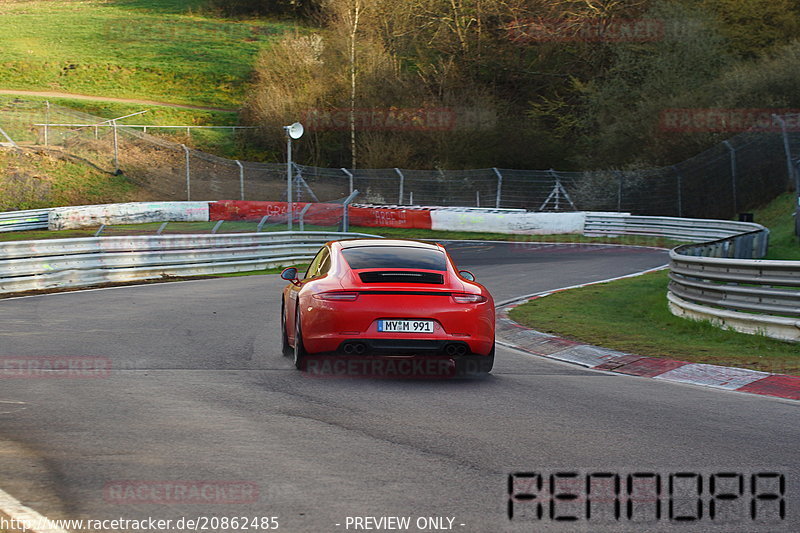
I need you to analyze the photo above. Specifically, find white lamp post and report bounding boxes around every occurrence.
[284,122,304,230]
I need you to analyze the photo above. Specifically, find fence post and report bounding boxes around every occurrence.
[615,171,624,212]
[492,168,503,209]
[722,140,738,214]
[181,144,191,201]
[394,168,404,204]
[341,168,354,196]
[341,189,359,232]
[112,119,120,174]
[298,203,312,231]
[773,114,795,190]
[44,100,50,146]
[235,160,244,201]
[672,165,683,217]
[796,161,800,238]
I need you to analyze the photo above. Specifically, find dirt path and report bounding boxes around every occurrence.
[0,89,237,113]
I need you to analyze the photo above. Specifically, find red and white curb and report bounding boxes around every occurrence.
[496,272,800,401]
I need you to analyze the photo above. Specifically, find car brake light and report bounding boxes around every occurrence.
[452,293,486,304]
[313,291,359,301]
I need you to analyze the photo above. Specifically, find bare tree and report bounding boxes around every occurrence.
[342,0,366,169]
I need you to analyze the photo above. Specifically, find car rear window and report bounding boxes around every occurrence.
[342,246,447,271]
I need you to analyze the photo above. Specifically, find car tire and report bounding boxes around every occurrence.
[293,308,308,370]
[281,300,292,357]
[456,343,494,376]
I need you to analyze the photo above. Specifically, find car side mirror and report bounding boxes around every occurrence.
[459,270,476,282]
[281,267,299,283]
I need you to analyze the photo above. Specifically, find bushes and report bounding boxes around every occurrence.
[240,0,800,176]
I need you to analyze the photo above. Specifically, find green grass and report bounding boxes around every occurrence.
[0,0,297,108]
[1,94,247,158]
[508,270,800,374]
[753,192,800,260]
[0,148,140,211]
[509,193,800,374]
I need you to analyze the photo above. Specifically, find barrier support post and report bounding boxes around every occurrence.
[672,165,683,217]
[341,189,360,232]
[341,168,354,196]
[181,144,191,201]
[395,168,404,205]
[113,120,120,174]
[723,141,738,214]
[298,203,312,231]
[492,168,503,209]
[236,160,245,201]
[773,114,796,190]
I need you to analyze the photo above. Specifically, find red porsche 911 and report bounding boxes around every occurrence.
[280,239,495,375]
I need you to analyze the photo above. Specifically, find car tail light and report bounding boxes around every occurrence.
[452,293,487,304]
[313,291,359,301]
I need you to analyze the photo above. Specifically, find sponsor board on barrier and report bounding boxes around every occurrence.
[209,201,434,230]
[209,200,344,226]
[430,210,585,235]
[49,202,210,230]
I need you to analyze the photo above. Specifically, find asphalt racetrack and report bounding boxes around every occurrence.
[0,241,797,533]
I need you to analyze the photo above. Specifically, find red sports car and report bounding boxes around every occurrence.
[280,239,495,375]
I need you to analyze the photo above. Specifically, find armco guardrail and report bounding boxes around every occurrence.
[667,245,800,343]
[0,208,49,232]
[0,231,378,295]
[583,214,767,245]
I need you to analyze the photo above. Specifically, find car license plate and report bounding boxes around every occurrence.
[378,320,434,333]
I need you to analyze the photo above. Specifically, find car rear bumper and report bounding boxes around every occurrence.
[300,293,495,356]
[304,323,494,356]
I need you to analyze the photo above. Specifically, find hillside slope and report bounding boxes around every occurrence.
[0,147,143,211]
[0,0,295,108]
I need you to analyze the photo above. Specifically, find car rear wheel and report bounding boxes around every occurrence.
[280,300,292,357]
[456,342,495,376]
[293,308,308,370]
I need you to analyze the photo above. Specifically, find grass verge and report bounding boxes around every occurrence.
[508,194,800,375]
[0,0,296,108]
[508,270,800,375]
[27,96,242,158]
[755,193,800,260]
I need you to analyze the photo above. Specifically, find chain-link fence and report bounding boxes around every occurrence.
[0,98,796,221]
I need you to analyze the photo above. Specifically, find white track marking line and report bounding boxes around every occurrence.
[0,487,69,533]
